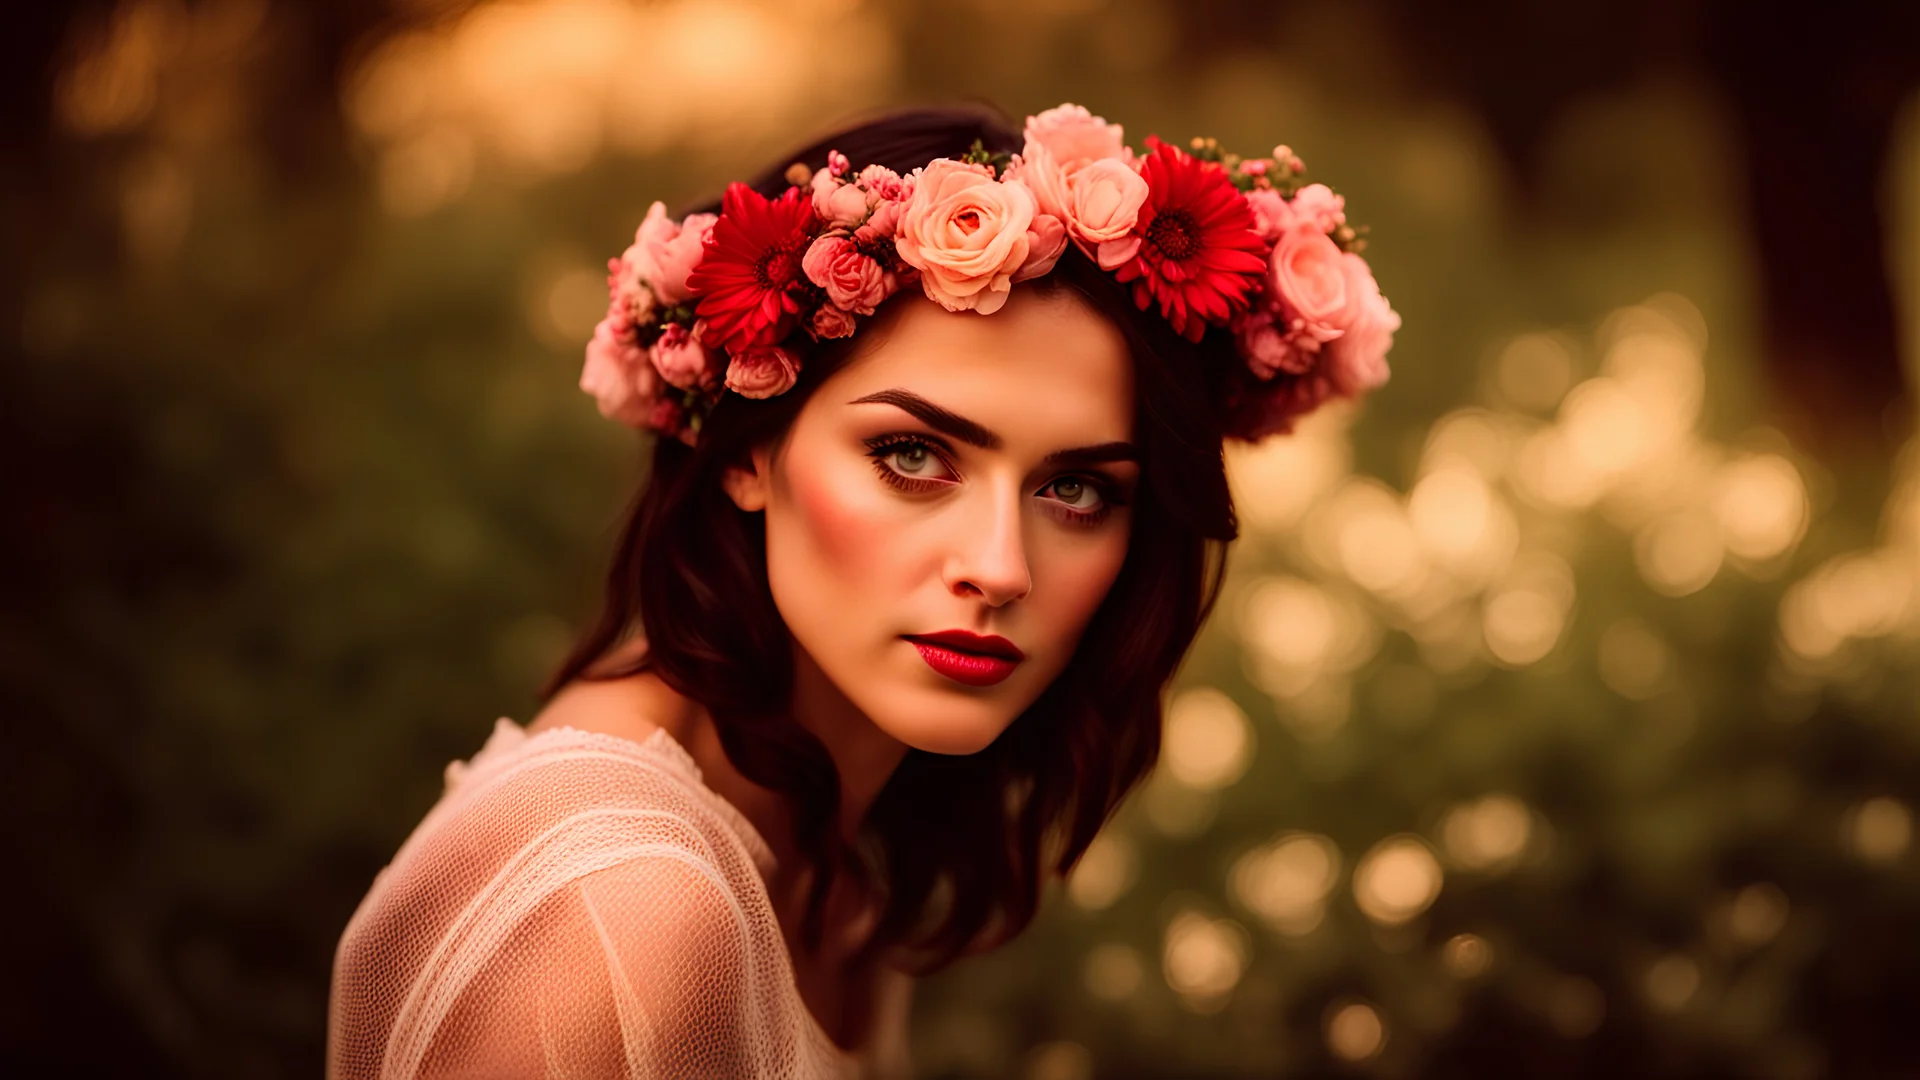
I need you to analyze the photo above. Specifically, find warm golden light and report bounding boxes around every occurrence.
[1231,832,1343,935]
[1353,835,1444,926]
[1727,883,1789,948]
[1483,586,1565,666]
[342,0,895,213]
[1844,797,1914,863]
[1239,576,1379,698]
[1712,454,1809,562]
[1023,1040,1093,1080]
[1441,933,1492,978]
[1067,832,1139,912]
[1163,911,1250,1011]
[1325,999,1387,1063]
[1496,333,1577,413]
[1410,465,1520,584]
[1163,688,1254,791]
[1441,794,1533,871]
[1644,954,1700,1013]
[1225,409,1351,536]
[1635,511,1725,596]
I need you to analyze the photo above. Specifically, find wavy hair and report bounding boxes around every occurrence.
[543,104,1240,975]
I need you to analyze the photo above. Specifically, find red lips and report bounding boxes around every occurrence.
[903,630,1025,661]
[903,630,1025,687]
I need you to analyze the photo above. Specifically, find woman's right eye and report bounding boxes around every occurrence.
[866,436,956,490]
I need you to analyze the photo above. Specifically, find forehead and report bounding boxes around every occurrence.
[819,288,1136,443]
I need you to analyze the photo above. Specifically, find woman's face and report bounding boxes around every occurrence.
[725,287,1138,754]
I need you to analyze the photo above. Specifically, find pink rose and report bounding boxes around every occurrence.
[1012,211,1068,283]
[1321,260,1397,395]
[810,303,857,339]
[618,201,716,306]
[894,160,1037,315]
[581,313,662,427]
[1064,158,1147,243]
[1288,183,1346,234]
[724,343,801,398]
[1024,103,1129,170]
[1268,224,1366,344]
[649,321,715,391]
[802,235,894,314]
[856,198,903,244]
[1008,141,1072,224]
[811,171,873,230]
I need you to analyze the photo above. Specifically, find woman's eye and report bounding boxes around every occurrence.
[1046,477,1103,511]
[888,444,942,477]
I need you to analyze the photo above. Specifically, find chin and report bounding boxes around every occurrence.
[873,696,1021,756]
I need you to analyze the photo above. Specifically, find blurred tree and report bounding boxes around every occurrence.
[1194,0,1920,456]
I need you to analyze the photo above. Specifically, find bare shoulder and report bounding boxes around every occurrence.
[526,674,666,746]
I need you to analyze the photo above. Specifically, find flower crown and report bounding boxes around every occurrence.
[580,104,1398,446]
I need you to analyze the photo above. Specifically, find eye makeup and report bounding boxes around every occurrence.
[860,432,1133,528]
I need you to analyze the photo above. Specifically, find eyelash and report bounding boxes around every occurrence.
[862,434,1128,529]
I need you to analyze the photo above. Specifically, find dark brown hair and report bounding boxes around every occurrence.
[543,104,1241,975]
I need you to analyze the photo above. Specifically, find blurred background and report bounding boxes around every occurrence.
[5,0,1919,1076]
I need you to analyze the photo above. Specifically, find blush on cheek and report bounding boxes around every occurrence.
[786,459,890,587]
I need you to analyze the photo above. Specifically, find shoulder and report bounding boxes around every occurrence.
[372,857,774,1077]
[527,669,677,748]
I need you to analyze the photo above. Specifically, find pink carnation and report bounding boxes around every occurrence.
[725,343,801,398]
[619,201,717,306]
[857,163,908,202]
[649,321,716,391]
[802,235,894,314]
[1244,183,1347,244]
[607,255,658,327]
[1288,183,1346,234]
[580,312,663,427]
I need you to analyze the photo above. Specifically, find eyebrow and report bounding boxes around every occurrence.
[848,388,1138,468]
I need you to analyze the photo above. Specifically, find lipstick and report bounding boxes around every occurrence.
[903,631,1024,687]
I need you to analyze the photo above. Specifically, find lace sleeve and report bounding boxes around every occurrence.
[329,724,852,1080]
[405,856,779,1078]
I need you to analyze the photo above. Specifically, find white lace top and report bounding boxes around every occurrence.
[328,719,908,1079]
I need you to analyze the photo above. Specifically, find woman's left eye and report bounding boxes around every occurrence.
[1042,476,1104,513]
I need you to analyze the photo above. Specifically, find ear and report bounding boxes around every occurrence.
[720,446,772,512]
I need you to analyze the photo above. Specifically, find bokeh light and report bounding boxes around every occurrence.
[1353,835,1444,926]
[1324,999,1387,1064]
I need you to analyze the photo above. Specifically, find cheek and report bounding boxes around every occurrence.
[1036,530,1131,641]
[777,460,895,591]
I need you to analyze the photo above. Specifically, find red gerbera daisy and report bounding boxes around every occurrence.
[1113,138,1268,343]
[686,182,817,354]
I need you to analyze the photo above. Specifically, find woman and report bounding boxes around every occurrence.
[328,103,1396,1079]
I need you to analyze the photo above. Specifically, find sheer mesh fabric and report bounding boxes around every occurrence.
[329,719,894,1079]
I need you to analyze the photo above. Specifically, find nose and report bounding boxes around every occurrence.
[944,483,1032,607]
